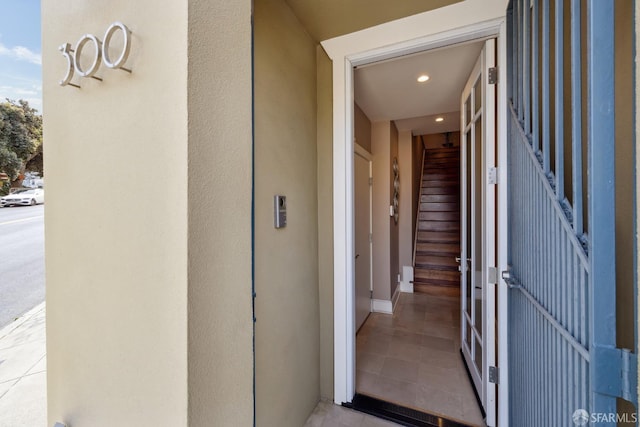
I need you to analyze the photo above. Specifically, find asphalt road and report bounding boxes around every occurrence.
[0,204,45,329]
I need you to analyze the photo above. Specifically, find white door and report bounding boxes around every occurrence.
[354,151,372,331]
[460,39,497,426]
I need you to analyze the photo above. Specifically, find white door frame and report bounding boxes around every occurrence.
[321,8,509,426]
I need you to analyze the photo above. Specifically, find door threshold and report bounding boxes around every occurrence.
[345,393,475,427]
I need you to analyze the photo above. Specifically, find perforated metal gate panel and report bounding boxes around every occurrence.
[505,1,637,425]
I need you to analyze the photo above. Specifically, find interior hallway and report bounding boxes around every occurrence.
[355,292,485,426]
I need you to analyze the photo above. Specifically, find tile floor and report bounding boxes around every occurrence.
[355,292,485,426]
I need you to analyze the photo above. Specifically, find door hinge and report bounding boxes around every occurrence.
[488,267,498,284]
[369,177,373,186]
[593,345,638,403]
[489,366,499,384]
[488,167,498,184]
[488,67,498,84]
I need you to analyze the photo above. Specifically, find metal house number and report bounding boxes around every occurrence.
[59,22,132,88]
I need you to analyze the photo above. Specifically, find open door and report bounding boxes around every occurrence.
[459,39,497,426]
[354,150,372,331]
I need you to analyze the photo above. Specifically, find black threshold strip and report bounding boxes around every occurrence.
[345,393,474,427]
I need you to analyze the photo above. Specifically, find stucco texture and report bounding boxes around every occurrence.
[254,0,321,425]
[43,1,189,425]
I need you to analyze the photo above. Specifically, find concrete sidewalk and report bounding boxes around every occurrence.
[0,302,46,427]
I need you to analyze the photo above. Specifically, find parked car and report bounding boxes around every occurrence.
[0,188,45,207]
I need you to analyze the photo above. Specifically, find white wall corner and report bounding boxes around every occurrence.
[400,265,414,293]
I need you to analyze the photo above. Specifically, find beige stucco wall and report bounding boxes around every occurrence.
[254,0,320,425]
[187,1,254,425]
[43,1,190,425]
[317,45,334,400]
[44,1,254,426]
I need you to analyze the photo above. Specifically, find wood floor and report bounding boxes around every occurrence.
[414,147,461,296]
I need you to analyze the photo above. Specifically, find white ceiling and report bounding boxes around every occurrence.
[354,40,485,136]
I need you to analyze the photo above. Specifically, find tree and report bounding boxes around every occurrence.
[0,99,43,188]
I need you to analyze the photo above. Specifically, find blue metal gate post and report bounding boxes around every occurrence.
[587,2,627,423]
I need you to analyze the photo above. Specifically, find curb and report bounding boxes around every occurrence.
[0,301,46,341]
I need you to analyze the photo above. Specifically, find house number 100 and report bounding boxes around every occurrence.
[59,22,132,88]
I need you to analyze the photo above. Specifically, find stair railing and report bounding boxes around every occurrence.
[412,148,426,266]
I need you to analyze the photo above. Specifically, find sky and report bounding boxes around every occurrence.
[0,0,41,112]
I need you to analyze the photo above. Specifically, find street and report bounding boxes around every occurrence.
[0,204,44,329]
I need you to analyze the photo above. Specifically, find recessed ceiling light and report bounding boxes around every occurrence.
[435,117,444,122]
[417,75,430,83]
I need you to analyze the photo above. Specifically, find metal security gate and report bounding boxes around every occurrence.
[505,1,637,426]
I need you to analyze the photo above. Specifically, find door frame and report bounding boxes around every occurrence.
[321,11,509,426]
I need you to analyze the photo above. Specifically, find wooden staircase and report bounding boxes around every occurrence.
[413,147,461,296]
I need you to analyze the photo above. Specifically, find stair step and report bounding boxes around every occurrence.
[418,211,460,222]
[417,231,459,243]
[425,150,460,158]
[418,221,460,232]
[422,186,459,195]
[415,254,459,269]
[422,173,459,181]
[422,179,459,188]
[416,242,460,254]
[426,147,460,154]
[423,167,459,174]
[414,269,461,282]
[421,194,458,203]
[419,202,459,212]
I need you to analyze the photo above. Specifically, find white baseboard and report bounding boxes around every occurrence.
[372,284,402,315]
[400,266,414,293]
[371,298,393,314]
[392,284,401,312]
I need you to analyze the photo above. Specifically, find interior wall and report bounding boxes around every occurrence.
[389,122,400,294]
[412,136,424,241]
[317,45,334,401]
[254,0,320,425]
[371,121,392,300]
[42,1,190,425]
[187,1,254,425]
[354,103,372,152]
[421,131,461,149]
[398,130,414,271]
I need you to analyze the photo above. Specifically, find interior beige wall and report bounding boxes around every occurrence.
[412,136,424,239]
[42,1,190,425]
[187,1,254,425]
[354,103,372,152]
[254,0,320,425]
[398,130,414,270]
[389,122,400,293]
[371,121,392,300]
[421,132,461,149]
[317,45,334,400]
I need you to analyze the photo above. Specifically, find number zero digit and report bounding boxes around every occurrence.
[74,34,102,78]
[102,22,132,71]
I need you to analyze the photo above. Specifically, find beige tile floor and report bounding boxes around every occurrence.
[355,292,485,426]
